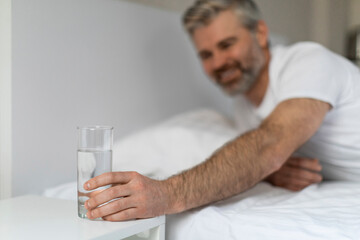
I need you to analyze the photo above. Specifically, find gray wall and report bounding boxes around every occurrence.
[128,0,313,45]
[11,0,357,196]
[12,0,232,196]
[128,0,352,55]
[256,0,312,44]
[349,0,360,27]
[0,0,12,200]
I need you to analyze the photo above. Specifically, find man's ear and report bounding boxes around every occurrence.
[255,20,269,48]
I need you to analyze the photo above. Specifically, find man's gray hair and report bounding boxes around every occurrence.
[183,0,262,35]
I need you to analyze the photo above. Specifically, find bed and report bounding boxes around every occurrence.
[43,109,360,239]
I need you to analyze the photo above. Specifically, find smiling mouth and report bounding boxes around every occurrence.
[216,68,238,83]
[221,68,237,80]
[215,67,241,85]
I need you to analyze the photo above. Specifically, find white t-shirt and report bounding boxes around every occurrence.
[234,42,360,181]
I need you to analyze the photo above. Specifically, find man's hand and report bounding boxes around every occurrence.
[265,157,322,191]
[83,171,168,221]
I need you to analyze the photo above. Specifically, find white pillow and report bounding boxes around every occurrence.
[113,109,238,179]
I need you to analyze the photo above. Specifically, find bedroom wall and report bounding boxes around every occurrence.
[9,0,359,197]
[127,0,313,45]
[127,0,351,55]
[11,0,232,196]
[348,0,360,28]
[0,0,12,200]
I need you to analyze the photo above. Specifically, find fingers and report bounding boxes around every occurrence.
[287,157,322,172]
[102,208,139,221]
[268,174,308,192]
[86,197,134,220]
[284,165,322,183]
[276,176,308,191]
[266,164,323,191]
[84,171,135,191]
[85,184,131,211]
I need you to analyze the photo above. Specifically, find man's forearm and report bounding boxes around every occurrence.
[163,126,290,214]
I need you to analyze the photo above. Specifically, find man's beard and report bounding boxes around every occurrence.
[213,39,266,96]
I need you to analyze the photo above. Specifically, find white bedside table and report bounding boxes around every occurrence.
[0,195,165,240]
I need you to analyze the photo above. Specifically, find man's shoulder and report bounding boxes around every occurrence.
[270,41,343,75]
[269,41,360,108]
[286,41,326,51]
[271,41,330,62]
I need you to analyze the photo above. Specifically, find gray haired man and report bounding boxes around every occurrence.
[82,0,360,221]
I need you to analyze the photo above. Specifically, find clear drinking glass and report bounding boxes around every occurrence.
[77,126,113,219]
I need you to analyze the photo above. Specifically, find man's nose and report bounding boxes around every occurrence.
[212,51,228,71]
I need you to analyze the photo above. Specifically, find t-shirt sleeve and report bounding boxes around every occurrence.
[274,43,346,108]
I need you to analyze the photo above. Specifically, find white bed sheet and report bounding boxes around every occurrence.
[167,181,360,240]
[43,109,360,239]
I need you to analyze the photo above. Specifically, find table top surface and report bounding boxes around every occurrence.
[0,195,165,240]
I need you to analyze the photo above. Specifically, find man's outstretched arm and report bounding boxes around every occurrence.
[84,98,330,221]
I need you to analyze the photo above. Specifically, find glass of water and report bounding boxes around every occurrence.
[77,126,113,219]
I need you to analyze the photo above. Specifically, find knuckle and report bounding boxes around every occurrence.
[108,187,117,197]
[309,161,318,168]
[136,181,146,192]
[104,172,115,182]
[138,179,145,188]
[92,209,99,218]
[305,171,315,179]
[287,170,296,178]
[140,209,148,217]
[89,198,96,207]
[132,178,145,190]
[130,171,140,179]
[265,175,274,184]
[315,175,323,182]
[297,156,307,164]
[272,178,280,186]
[271,175,281,185]
[298,186,306,191]
[115,200,123,209]
[318,165,323,171]
[287,178,295,184]
[289,157,300,165]
[122,211,131,219]
[273,180,281,186]
[290,185,302,191]
[133,183,141,192]
[90,178,98,188]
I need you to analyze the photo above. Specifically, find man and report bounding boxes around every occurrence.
[83,0,360,221]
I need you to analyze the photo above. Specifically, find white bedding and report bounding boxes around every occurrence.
[43,109,360,239]
[167,182,360,239]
